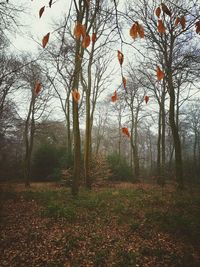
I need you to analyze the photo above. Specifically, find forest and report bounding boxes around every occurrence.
[0,0,200,266]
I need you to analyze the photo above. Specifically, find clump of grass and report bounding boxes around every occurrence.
[41,203,77,222]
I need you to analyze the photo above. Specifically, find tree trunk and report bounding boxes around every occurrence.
[168,72,183,189]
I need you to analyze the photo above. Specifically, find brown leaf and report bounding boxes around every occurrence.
[157,20,166,34]
[82,35,90,48]
[130,23,138,39]
[155,7,161,18]
[92,33,97,43]
[111,91,118,102]
[72,89,80,103]
[161,3,171,17]
[144,95,149,104]
[175,17,180,27]
[39,6,45,18]
[122,77,126,89]
[42,32,50,48]
[74,22,84,40]
[122,127,130,138]
[34,81,42,95]
[156,66,165,81]
[196,21,200,34]
[180,16,186,29]
[117,50,124,66]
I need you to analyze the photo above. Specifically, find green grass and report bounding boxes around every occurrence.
[5,186,199,243]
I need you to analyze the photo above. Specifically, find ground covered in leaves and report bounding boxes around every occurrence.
[0,183,200,267]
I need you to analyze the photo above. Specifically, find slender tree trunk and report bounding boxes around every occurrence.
[66,98,72,157]
[157,107,161,178]
[168,72,183,189]
[84,92,91,189]
[71,43,82,195]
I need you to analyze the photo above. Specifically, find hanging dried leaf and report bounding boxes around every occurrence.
[42,32,50,48]
[122,127,130,138]
[117,50,124,65]
[175,17,180,27]
[92,33,97,43]
[161,3,171,17]
[34,81,42,95]
[72,89,80,103]
[122,77,126,88]
[39,6,45,18]
[130,23,138,39]
[156,66,165,81]
[74,22,84,39]
[82,34,90,48]
[157,20,166,33]
[111,91,118,102]
[196,21,200,34]
[180,16,186,29]
[130,22,144,39]
[155,7,161,18]
[49,0,53,8]
[137,23,145,38]
[144,95,149,104]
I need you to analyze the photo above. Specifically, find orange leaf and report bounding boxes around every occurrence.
[92,33,97,43]
[82,34,90,48]
[39,6,45,18]
[196,21,200,34]
[144,95,149,104]
[42,32,50,48]
[175,17,180,27]
[74,22,83,40]
[161,3,171,17]
[180,16,186,29]
[72,89,80,103]
[111,91,118,102]
[122,77,126,89]
[137,23,144,38]
[155,7,161,18]
[117,50,124,65]
[122,127,130,138]
[157,20,166,34]
[34,81,42,95]
[156,66,165,81]
[130,23,138,39]
[49,0,53,8]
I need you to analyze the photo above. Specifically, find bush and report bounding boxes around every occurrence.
[32,143,73,181]
[107,154,135,182]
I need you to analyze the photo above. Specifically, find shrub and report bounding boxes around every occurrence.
[107,154,135,182]
[32,143,74,181]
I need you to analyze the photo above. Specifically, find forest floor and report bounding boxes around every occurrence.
[0,182,200,267]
